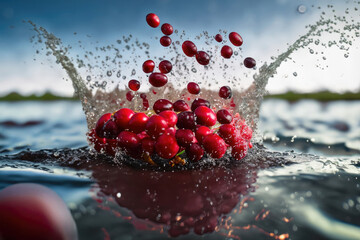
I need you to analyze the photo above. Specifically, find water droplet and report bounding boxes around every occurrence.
[86,76,91,81]
[191,68,197,73]
[131,69,136,75]
[297,5,307,14]
[116,192,121,198]
[116,71,121,78]
[293,72,298,77]
[106,70,112,76]
[309,49,314,54]
[344,53,349,58]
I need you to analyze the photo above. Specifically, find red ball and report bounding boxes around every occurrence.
[145,115,168,139]
[161,23,173,35]
[175,129,196,147]
[149,72,168,87]
[95,113,112,138]
[215,34,223,42]
[159,60,173,74]
[155,135,179,159]
[195,51,210,65]
[182,41,197,57]
[159,110,178,127]
[143,60,155,73]
[160,36,172,47]
[203,134,227,159]
[176,111,196,130]
[173,100,190,112]
[146,13,160,28]
[195,126,212,145]
[187,82,200,95]
[221,45,233,59]
[229,32,243,46]
[244,57,256,68]
[186,143,204,162]
[194,106,217,127]
[153,99,173,114]
[216,109,233,124]
[219,86,232,99]
[114,108,135,131]
[128,112,149,133]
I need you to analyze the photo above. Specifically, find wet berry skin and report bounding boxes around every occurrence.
[160,36,172,47]
[161,23,173,35]
[114,108,135,130]
[87,129,106,152]
[182,41,197,57]
[117,131,141,155]
[231,140,248,160]
[175,129,195,147]
[194,106,217,127]
[146,13,160,28]
[164,127,176,136]
[173,100,190,112]
[229,32,243,46]
[145,115,168,139]
[215,34,223,42]
[159,60,172,74]
[218,124,241,146]
[141,137,155,155]
[176,111,196,130]
[244,57,256,68]
[241,124,253,141]
[191,98,210,111]
[195,126,212,145]
[149,72,168,87]
[102,118,120,139]
[195,51,210,65]
[155,135,179,159]
[217,109,233,124]
[126,91,134,101]
[128,112,149,133]
[143,60,155,73]
[95,113,112,138]
[219,86,232,99]
[128,79,140,91]
[221,45,233,59]
[186,143,204,162]
[202,134,227,159]
[153,99,173,114]
[187,82,200,95]
[159,110,178,127]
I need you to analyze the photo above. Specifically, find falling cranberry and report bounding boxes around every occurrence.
[149,72,168,87]
[195,51,210,65]
[229,32,243,46]
[219,86,232,99]
[128,79,140,91]
[160,36,172,47]
[159,60,172,74]
[102,118,120,139]
[173,100,190,112]
[159,110,178,127]
[161,23,173,35]
[187,82,200,95]
[175,129,196,147]
[214,34,223,42]
[126,91,134,101]
[145,115,168,139]
[143,60,155,73]
[155,135,179,159]
[221,45,233,59]
[202,134,227,159]
[176,111,196,130]
[191,98,210,111]
[243,57,256,68]
[195,126,212,145]
[216,109,233,124]
[146,13,160,28]
[95,113,112,138]
[186,143,204,162]
[182,41,197,57]
[153,99,173,114]
[128,112,149,133]
[194,106,217,127]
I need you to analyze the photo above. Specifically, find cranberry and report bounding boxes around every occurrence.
[159,110,178,127]
[187,82,200,95]
[128,79,140,91]
[128,112,149,133]
[164,127,176,136]
[103,118,120,139]
[221,45,233,59]
[173,100,190,112]
[182,41,197,57]
[105,138,118,156]
[95,113,112,138]
[219,86,232,99]
[153,99,173,114]
[216,109,233,124]
[146,13,160,28]
[244,57,256,68]
[143,60,155,73]
[175,129,196,147]
[195,51,210,65]
[87,129,106,152]
[186,143,204,162]
[202,134,227,159]
[137,131,149,140]
[176,111,196,130]
[191,98,210,111]
[117,131,141,155]
[231,140,248,160]
[194,106,217,127]
[149,72,168,87]
[142,98,150,110]
[140,93,147,99]
[155,135,179,159]
[161,23,173,35]
[145,115,168,139]
[214,34,223,42]
[159,60,172,74]
[160,36,172,47]
[241,124,253,141]
[229,32,243,46]
[218,124,240,146]
[126,91,134,101]
[249,142,253,149]
[195,126,212,145]
[142,137,155,155]
[114,108,135,131]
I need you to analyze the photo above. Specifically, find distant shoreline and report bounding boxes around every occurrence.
[0,91,359,102]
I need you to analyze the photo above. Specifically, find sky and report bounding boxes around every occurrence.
[0,0,359,96]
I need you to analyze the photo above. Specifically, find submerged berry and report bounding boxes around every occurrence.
[176,111,196,130]
[216,109,233,124]
[159,60,172,74]
[149,72,168,87]
[142,60,155,73]
[155,135,179,159]
[187,82,200,95]
[195,51,210,65]
[95,113,112,138]
[182,41,197,57]
[186,143,204,162]
[173,100,190,112]
[128,112,149,133]
[202,134,227,159]
[219,86,232,99]
[161,23,173,35]
[145,115,168,139]
[221,45,233,59]
[160,36,172,47]
[153,99,173,114]
[229,32,243,46]
[128,79,140,91]
[194,106,217,127]
[146,13,160,28]
[191,98,210,111]
[215,34,223,42]
[244,57,256,68]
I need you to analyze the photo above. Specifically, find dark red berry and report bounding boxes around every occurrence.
[191,98,210,111]
[95,113,112,138]
[105,138,118,156]
[153,99,173,114]
[195,51,210,65]
[194,106,217,127]
[187,82,200,95]
[175,129,196,147]
[137,131,149,140]
[241,124,253,141]
[146,13,160,28]
[216,109,233,124]
[159,110,177,127]
[114,108,135,131]
[149,72,168,87]
[128,79,140,91]
[142,137,155,155]
[231,140,248,160]
[161,23,173,35]
[215,34,223,42]
[102,118,120,139]
[117,131,141,156]
[186,143,204,162]
[160,36,172,47]
[221,45,233,59]
[145,115,168,139]
[126,91,134,101]
[128,112,149,133]
[203,134,227,159]
[173,100,190,112]
[176,111,196,130]
[244,57,256,68]
[87,129,106,152]
[140,93,147,99]
[229,32,243,46]
[195,126,212,145]
[142,98,149,110]
[219,86,232,99]
[155,135,179,159]
[164,127,176,136]
[218,124,240,146]
[182,41,197,57]
[159,60,172,74]
[143,60,155,73]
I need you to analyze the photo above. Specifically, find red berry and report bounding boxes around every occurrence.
[160,36,172,47]
[128,79,140,91]
[117,131,141,155]
[159,110,178,127]
[195,51,210,65]
[142,98,150,110]
[164,127,176,136]
[229,32,243,46]
[175,129,196,147]
[219,86,232,99]
[221,45,233,59]
[195,126,212,145]
[128,112,149,133]
[142,137,155,155]
[146,13,160,28]
[126,91,134,101]
[143,60,155,73]
[182,41,197,57]
[194,106,217,127]
[191,98,210,111]
[153,99,173,114]
[95,113,112,138]
[145,115,168,139]
[105,138,118,156]
[102,118,120,139]
[202,134,227,159]
[241,124,253,141]
[173,100,190,112]
[155,135,179,159]
[187,82,200,95]
[218,124,240,146]
[161,23,173,35]
[114,108,135,131]
[249,142,253,149]
[186,143,204,162]
[176,111,196,130]
[215,34,223,42]
[149,72,168,87]
[216,109,233,124]
[159,60,172,74]
[137,131,149,140]
[244,57,256,68]
[231,140,248,160]
[87,129,106,152]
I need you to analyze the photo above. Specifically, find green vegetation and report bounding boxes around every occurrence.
[264,91,360,101]
[0,92,77,101]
